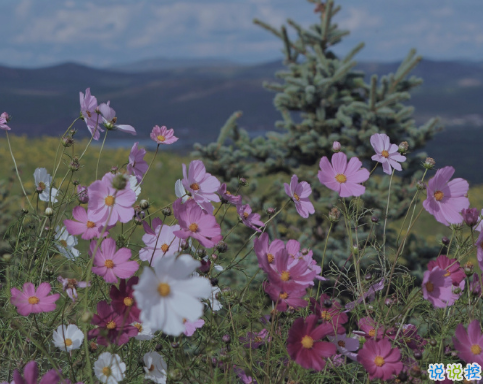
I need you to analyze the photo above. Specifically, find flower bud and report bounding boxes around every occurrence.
[423,157,435,170]
[77,185,89,204]
[464,262,474,276]
[332,141,341,152]
[429,339,437,347]
[112,174,127,190]
[364,273,372,281]
[155,343,163,351]
[171,342,179,349]
[72,179,80,186]
[2,253,12,262]
[398,141,408,154]
[442,236,450,245]
[413,350,422,360]
[69,158,80,172]
[453,287,462,294]
[140,199,150,210]
[328,207,340,222]
[168,369,182,380]
[371,216,379,223]
[81,310,93,323]
[45,207,54,217]
[239,177,248,186]
[21,207,28,215]
[197,248,206,258]
[62,137,74,147]
[198,259,211,273]
[222,334,231,343]
[301,248,309,255]
[216,241,228,253]
[416,180,426,190]
[110,166,118,174]
[162,207,172,217]
[462,208,479,227]
[211,254,218,261]
[266,207,276,216]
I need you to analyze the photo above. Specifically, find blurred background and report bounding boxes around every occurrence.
[0,0,482,180]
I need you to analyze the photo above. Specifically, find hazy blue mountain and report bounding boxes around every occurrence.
[110,57,237,73]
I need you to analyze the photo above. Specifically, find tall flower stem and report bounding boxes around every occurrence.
[140,144,159,185]
[95,130,108,180]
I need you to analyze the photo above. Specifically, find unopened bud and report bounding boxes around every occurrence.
[162,207,172,217]
[429,339,437,347]
[112,174,127,190]
[171,342,179,349]
[110,166,118,174]
[210,278,218,286]
[371,216,379,223]
[413,350,422,360]
[464,262,474,276]
[211,254,218,261]
[239,178,248,186]
[398,141,408,154]
[69,158,80,172]
[81,311,93,323]
[45,207,54,217]
[140,199,150,210]
[77,185,89,204]
[416,180,426,190]
[62,137,74,147]
[453,287,462,294]
[332,141,341,152]
[364,273,372,281]
[442,236,450,246]
[328,207,340,222]
[21,207,28,215]
[216,241,228,253]
[301,248,309,255]
[423,157,435,170]
[266,207,276,216]
[72,179,80,186]
[222,334,231,343]
[2,253,12,262]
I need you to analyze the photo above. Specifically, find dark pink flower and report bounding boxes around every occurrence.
[462,207,480,227]
[287,315,337,371]
[88,301,138,346]
[284,175,315,218]
[263,281,307,312]
[110,277,140,323]
[218,183,242,205]
[357,338,403,380]
[309,294,347,335]
[127,142,148,184]
[370,133,406,175]
[10,282,60,316]
[91,238,139,284]
[475,230,483,271]
[453,319,483,366]
[286,239,324,281]
[99,101,136,135]
[239,329,270,349]
[233,366,257,384]
[13,360,60,384]
[345,279,385,311]
[57,276,90,302]
[427,255,465,286]
[0,112,11,131]
[182,160,220,205]
[150,125,178,145]
[254,232,284,270]
[470,273,481,296]
[87,172,136,226]
[354,317,386,340]
[318,152,369,197]
[79,88,103,140]
[422,267,455,308]
[64,206,104,240]
[237,204,264,232]
[173,198,222,248]
[423,166,469,226]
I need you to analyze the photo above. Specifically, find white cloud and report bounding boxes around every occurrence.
[338,7,382,31]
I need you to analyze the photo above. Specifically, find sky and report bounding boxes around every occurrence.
[1,0,482,68]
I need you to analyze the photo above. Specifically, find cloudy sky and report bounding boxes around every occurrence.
[2,0,482,68]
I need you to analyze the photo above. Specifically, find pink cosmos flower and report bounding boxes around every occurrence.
[173,198,222,248]
[476,231,483,271]
[99,101,136,135]
[389,324,427,353]
[453,320,483,366]
[0,112,11,131]
[110,277,140,323]
[12,361,61,384]
[87,172,136,226]
[127,142,149,184]
[239,329,271,349]
[263,281,307,312]
[237,204,264,232]
[318,152,370,197]
[254,232,285,270]
[183,318,205,337]
[284,175,315,218]
[354,317,386,340]
[427,255,465,286]
[310,294,347,335]
[287,315,337,371]
[422,267,455,308]
[79,88,103,140]
[218,183,242,205]
[423,166,469,226]
[357,338,403,381]
[327,333,359,361]
[91,238,139,284]
[370,133,406,175]
[150,125,178,145]
[470,273,482,296]
[88,300,138,346]
[286,239,324,281]
[57,276,90,302]
[182,160,220,204]
[234,367,257,384]
[10,282,60,316]
[345,279,385,311]
[139,218,181,264]
[64,206,104,240]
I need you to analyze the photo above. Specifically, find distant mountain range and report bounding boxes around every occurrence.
[0,57,482,180]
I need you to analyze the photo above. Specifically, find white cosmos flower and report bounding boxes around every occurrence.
[175,179,214,213]
[55,225,80,259]
[209,286,223,312]
[94,352,126,384]
[133,254,212,336]
[52,324,84,352]
[132,322,155,341]
[327,333,359,361]
[34,167,58,203]
[143,351,168,384]
[128,174,141,199]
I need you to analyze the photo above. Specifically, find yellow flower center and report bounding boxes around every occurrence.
[279,292,288,300]
[123,297,133,306]
[243,212,249,219]
[254,336,263,343]
[368,329,376,337]
[105,195,115,206]
[280,271,290,281]
[267,253,274,263]
[190,183,200,191]
[65,338,73,346]
[301,335,314,349]
[471,344,482,355]
[444,270,451,277]
[335,174,347,183]
[321,311,332,321]
[374,356,385,367]
[28,296,40,305]
[106,321,116,330]
[226,191,232,195]
[104,259,114,269]
[86,221,96,228]
[38,181,46,190]
[134,323,143,332]
[102,367,111,376]
[161,244,169,252]
[60,240,68,247]
[381,150,389,158]
[158,282,171,297]
[338,340,345,347]
[189,223,198,232]
[426,281,434,293]
[434,191,444,201]
[157,135,166,142]
[293,193,300,201]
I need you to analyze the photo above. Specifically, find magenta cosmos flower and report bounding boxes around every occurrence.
[12,360,61,384]
[237,204,265,232]
[91,238,139,284]
[286,239,324,280]
[99,101,136,135]
[287,315,337,371]
[239,329,271,349]
[318,152,370,197]
[88,172,136,227]
[453,320,483,366]
[139,218,181,264]
[263,281,307,312]
[284,175,315,218]
[0,112,11,131]
[358,338,403,381]
[427,255,465,286]
[254,233,285,269]
[182,160,220,205]
[57,276,90,302]
[110,277,140,323]
[127,142,149,184]
[218,183,242,205]
[423,166,469,226]
[422,267,455,308]
[353,317,387,340]
[10,282,60,316]
[64,206,104,240]
[173,198,222,248]
[79,88,103,140]
[150,125,178,145]
[370,133,406,175]
[310,294,347,335]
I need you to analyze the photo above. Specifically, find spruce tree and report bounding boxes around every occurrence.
[193,0,441,273]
